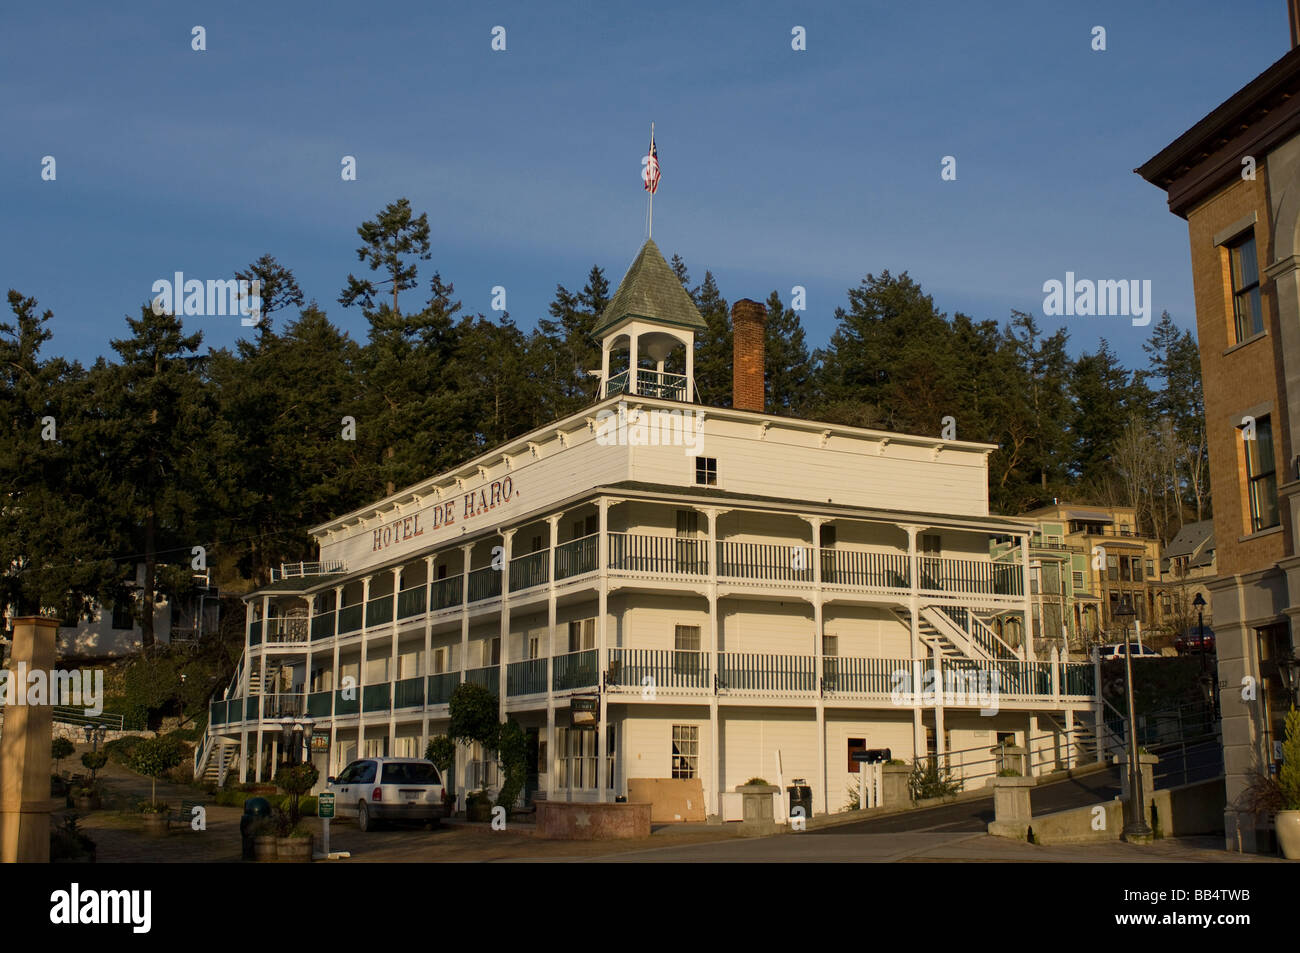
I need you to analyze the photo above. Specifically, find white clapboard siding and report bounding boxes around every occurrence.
[720,710,819,794]
[719,604,816,655]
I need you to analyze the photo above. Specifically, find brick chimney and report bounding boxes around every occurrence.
[731,298,766,412]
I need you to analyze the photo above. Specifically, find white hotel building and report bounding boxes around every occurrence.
[197,239,1101,817]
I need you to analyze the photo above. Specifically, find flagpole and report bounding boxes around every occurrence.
[648,122,654,239]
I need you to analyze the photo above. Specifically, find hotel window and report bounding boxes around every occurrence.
[1228,231,1264,343]
[671,725,699,779]
[1120,557,1131,582]
[111,600,133,631]
[431,647,446,674]
[676,509,699,536]
[528,634,540,659]
[1244,415,1279,532]
[695,456,718,486]
[483,636,500,666]
[674,624,702,675]
[1146,559,1155,578]
[1131,557,1142,581]
[568,618,596,652]
[556,727,598,789]
[1107,556,1119,582]
[572,514,598,539]
[1072,571,1085,590]
[820,524,836,548]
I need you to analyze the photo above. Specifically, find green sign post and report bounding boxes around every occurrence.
[318,791,336,860]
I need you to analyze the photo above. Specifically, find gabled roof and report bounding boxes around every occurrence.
[592,238,707,337]
[1162,520,1215,569]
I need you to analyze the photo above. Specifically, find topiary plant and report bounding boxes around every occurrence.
[1280,708,1300,811]
[81,750,108,782]
[276,761,320,827]
[51,737,75,773]
[131,736,185,804]
[495,719,528,813]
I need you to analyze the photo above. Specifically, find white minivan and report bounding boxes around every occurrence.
[1093,642,1162,661]
[326,757,445,832]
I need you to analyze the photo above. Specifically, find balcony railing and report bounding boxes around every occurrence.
[270,560,346,582]
[918,556,1023,597]
[427,671,459,705]
[262,693,305,718]
[338,603,363,635]
[362,683,391,713]
[311,611,335,640]
[365,593,394,627]
[555,534,598,580]
[467,566,501,603]
[553,649,598,691]
[394,676,425,708]
[507,658,548,696]
[604,368,689,401]
[263,617,310,644]
[822,656,909,695]
[820,549,909,589]
[609,534,709,575]
[716,542,814,583]
[465,665,499,695]
[719,653,815,692]
[943,658,1052,696]
[432,576,462,610]
[509,551,550,592]
[307,690,332,717]
[397,585,426,619]
[249,619,263,646]
[608,648,710,690]
[335,689,359,716]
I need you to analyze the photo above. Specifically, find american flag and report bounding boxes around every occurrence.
[642,131,660,194]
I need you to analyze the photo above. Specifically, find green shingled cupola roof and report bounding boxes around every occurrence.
[592,239,707,338]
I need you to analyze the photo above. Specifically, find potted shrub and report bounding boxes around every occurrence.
[1277,708,1300,859]
[466,790,493,823]
[250,817,278,861]
[140,801,170,836]
[72,782,102,812]
[276,761,320,828]
[131,735,185,806]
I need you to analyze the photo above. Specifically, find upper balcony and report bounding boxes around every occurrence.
[248,533,1026,647]
[604,368,689,402]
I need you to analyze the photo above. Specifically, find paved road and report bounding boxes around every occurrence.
[808,766,1122,835]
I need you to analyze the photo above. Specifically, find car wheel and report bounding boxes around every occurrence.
[358,801,373,832]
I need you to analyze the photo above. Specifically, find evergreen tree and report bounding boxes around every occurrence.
[338,198,432,316]
[762,290,813,415]
[692,272,731,407]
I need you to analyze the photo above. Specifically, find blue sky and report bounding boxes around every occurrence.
[0,0,1289,370]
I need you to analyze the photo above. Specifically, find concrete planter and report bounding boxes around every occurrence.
[466,796,493,823]
[141,813,169,837]
[253,834,278,861]
[736,784,779,828]
[991,775,1035,837]
[881,765,910,807]
[1277,811,1300,860]
[276,835,313,862]
[537,800,651,839]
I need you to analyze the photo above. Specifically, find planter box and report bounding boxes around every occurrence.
[736,784,779,826]
[276,835,313,862]
[537,801,651,840]
[1277,810,1300,860]
[253,834,278,861]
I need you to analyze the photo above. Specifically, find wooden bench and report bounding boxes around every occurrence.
[171,799,206,828]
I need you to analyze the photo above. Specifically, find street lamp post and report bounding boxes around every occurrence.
[1115,596,1152,842]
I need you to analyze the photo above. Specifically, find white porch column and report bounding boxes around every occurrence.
[1021,534,1036,661]
[806,516,828,816]
[422,556,435,759]
[546,514,562,801]
[597,499,610,803]
[457,544,472,813]
[498,529,515,725]
[601,342,611,398]
[389,567,401,757]
[904,525,924,759]
[705,507,722,817]
[329,584,342,775]
[628,332,639,395]
[359,574,372,759]
[685,341,696,403]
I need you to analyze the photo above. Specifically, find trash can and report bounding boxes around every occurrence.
[240,797,272,860]
[786,780,813,820]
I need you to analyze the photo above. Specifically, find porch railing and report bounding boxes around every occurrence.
[337,603,363,635]
[262,693,305,718]
[507,658,548,696]
[716,541,814,583]
[609,534,709,575]
[555,534,598,580]
[718,653,815,692]
[467,566,501,603]
[427,671,459,705]
[394,676,425,708]
[608,648,710,690]
[465,665,500,695]
[509,551,550,592]
[397,585,426,619]
[553,649,598,691]
[263,617,310,644]
[365,594,393,627]
[820,549,909,589]
[432,576,462,610]
[822,656,910,695]
[362,683,391,713]
[919,556,1023,597]
[311,611,335,640]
